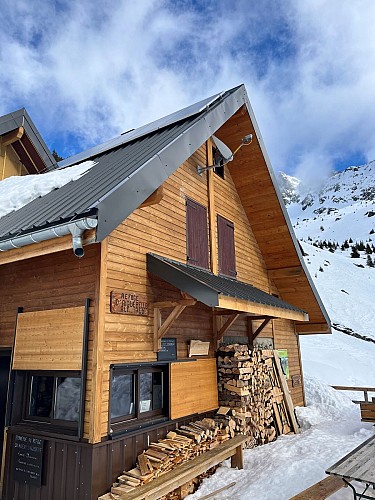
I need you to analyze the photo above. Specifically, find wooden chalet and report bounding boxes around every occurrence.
[0,84,331,499]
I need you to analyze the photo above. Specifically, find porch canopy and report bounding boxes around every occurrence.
[147,253,308,322]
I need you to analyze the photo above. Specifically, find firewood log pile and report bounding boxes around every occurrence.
[99,346,298,499]
[99,418,232,500]
[217,345,293,445]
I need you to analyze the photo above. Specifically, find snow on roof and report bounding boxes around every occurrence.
[0,160,96,221]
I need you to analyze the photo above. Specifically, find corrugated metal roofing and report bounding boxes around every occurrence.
[0,85,246,243]
[58,91,223,168]
[147,253,307,314]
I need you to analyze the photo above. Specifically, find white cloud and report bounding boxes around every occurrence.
[1,0,375,183]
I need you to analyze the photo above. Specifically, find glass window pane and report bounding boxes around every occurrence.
[29,376,54,418]
[152,372,163,410]
[139,372,152,413]
[111,374,134,419]
[55,377,81,422]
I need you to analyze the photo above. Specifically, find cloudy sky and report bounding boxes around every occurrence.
[1,0,375,183]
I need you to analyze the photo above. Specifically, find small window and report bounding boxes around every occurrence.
[217,215,236,278]
[186,198,209,269]
[110,365,168,430]
[25,372,81,428]
[212,146,225,179]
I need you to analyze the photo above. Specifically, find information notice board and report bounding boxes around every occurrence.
[12,434,44,487]
[157,338,177,361]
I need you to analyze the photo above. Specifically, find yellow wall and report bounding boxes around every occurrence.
[0,144,27,180]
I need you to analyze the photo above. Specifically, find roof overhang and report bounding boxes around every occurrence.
[213,98,331,335]
[0,108,55,173]
[147,253,308,323]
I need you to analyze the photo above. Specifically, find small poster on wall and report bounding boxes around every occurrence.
[277,349,290,379]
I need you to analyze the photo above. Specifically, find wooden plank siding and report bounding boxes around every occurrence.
[99,142,305,438]
[0,245,100,440]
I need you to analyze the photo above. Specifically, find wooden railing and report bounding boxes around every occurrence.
[331,385,375,404]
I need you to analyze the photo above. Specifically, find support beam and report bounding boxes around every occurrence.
[216,314,240,343]
[207,140,218,274]
[296,323,330,334]
[251,318,271,340]
[268,266,303,279]
[1,127,24,148]
[153,299,196,351]
[139,186,164,208]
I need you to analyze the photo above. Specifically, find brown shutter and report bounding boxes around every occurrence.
[217,215,236,278]
[186,198,209,269]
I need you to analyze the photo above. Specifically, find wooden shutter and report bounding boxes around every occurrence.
[12,307,86,370]
[186,198,209,269]
[217,215,236,277]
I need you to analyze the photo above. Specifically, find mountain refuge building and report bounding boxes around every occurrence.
[0,85,330,499]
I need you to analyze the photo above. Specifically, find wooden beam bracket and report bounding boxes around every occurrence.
[215,313,240,344]
[153,299,196,352]
[1,127,24,148]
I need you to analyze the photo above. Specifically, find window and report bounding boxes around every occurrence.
[212,145,225,179]
[110,365,168,430]
[25,372,81,429]
[186,198,209,269]
[217,215,236,278]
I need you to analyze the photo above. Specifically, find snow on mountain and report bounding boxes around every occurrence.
[278,162,375,387]
[279,161,375,245]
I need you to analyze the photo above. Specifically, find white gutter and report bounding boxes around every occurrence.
[0,217,98,257]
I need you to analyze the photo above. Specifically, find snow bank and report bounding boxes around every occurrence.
[188,377,374,500]
[0,160,95,220]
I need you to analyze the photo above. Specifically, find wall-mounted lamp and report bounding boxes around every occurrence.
[197,134,253,176]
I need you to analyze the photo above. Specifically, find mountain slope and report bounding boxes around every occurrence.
[278,162,375,386]
[279,161,375,245]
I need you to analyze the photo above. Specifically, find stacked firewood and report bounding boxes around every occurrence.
[217,345,289,445]
[99,417,231,500]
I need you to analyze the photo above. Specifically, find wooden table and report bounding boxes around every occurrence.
[326,435,375,499]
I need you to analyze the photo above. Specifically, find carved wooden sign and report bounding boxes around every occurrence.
[110,291,149,316]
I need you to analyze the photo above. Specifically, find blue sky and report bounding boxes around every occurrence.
[1,0,375,185]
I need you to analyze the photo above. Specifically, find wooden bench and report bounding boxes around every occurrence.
[289,475,347,500]
[109,434,247,500]
[331,386,375,422]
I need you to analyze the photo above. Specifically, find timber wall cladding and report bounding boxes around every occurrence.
[101,144,280,437]
[0,245,100,439]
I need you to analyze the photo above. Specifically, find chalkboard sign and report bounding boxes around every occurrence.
[157,338,177,361]
[12,434,44,487]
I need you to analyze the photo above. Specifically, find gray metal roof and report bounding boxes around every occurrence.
[0,108,55,170]
[58,91,223,168]
[147,253,307,314]
[0,85,247,243]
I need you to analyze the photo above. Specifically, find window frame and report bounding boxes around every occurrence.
[22,370,82,431]
[212,145,225,179]
[109,363,169,433]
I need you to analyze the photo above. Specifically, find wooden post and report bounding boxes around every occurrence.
[231,444,244,469]
[90,238,108,443]
[207,140,218,274]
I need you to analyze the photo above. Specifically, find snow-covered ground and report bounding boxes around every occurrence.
[189,378,374,500]
[189,166,375,499]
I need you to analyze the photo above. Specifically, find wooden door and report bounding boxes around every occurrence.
[0,351,11,467]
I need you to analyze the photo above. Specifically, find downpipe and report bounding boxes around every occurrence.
[0,217,98,257]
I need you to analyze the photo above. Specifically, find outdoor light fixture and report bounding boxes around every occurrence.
[197,134,253,175]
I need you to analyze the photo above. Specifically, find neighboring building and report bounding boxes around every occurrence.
[0,85,330,499]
